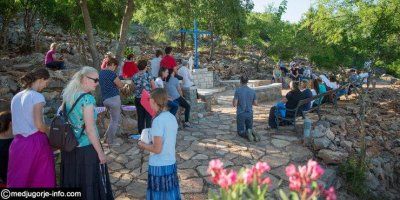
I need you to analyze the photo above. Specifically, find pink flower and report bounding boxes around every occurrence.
[324,187,337,200]
[310,164,324,180]
[217,173,230,189]
[243,168,255,184]
[306,160,318,175]
[226,170,237,185]
[285,164,297,177]
[255,162,271,174]
[288,176,302,191]
[261,177,271,185]
[298,165,307,178]
[208,159,224,174]
[208,159,225,184]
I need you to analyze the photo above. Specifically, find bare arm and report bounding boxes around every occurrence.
[33,102,49,134]
[253,100,258,106]
[233,99,238,107]
[150,79,156,90]
[83,105,106,164]
[113,77,125,89]
[138,136,163,154]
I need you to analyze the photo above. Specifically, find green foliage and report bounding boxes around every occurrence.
[339,155,368,198]
[386,60,400,78]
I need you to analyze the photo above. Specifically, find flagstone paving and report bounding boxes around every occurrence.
[107,90,313,200]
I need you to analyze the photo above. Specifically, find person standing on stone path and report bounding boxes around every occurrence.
[132,60,156,134]
[165,70,192,128]
[155,67,179,115]
[138,88,181,200]
[0,111,13,188]
[99,57,128,147]
[233,75,260,142]
[150,49,163,78]
[61,66,113,200]
[8,68,56,188]
[45,42,65,70]
[160,46,183,80]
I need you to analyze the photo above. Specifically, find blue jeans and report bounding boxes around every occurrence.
[237,112,253,136]
[168,100,179,116]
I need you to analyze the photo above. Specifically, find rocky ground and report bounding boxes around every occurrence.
[102,84,400,200]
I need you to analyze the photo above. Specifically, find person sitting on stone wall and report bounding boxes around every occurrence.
[233,75,260,142]
[165,71,191,128]
[45,42,65,70]
[177,60,194,89]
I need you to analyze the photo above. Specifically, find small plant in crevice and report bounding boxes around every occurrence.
[339,155,369,198]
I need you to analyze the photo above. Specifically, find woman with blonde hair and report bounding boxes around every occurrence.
[45,42,65,70]
[8,68,55,187]
[61,66,113,200]
[138,88,180,199]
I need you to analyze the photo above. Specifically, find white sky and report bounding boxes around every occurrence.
[252,0,314,23]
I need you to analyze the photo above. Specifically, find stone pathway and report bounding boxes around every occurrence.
[107,89,315,200]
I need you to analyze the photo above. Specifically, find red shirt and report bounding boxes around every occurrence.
[160,55,177,69]
[122,61,139,79]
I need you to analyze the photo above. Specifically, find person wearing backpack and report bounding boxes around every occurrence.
[61,67,113,200]
[7,68,55,188]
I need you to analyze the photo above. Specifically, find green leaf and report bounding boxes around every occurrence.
[279,189,289,200]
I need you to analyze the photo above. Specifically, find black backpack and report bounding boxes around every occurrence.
[49,93,89,152]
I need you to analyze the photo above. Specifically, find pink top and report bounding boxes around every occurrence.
[45,50,55,64]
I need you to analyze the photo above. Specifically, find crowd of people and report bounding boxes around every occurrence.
[0,45,199,200]
[0,43,371,199]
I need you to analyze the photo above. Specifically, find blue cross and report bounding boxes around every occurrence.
[179,19,211,69]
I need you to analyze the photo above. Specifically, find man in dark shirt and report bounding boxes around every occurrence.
[233,75,259,142]
[300,80,313,112]
[283,81,303,119]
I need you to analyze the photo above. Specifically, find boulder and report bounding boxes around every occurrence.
[317,149,348,164]
[122,117,137,132]
[313,137,332,150]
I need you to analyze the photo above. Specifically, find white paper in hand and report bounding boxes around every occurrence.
[140,128,151,144]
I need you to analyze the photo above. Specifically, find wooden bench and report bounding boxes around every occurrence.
[275,85,348,130]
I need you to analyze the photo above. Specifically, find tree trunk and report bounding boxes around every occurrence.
[78,0,100,69]
[180,31,186,53]
[34,19,47,52]
[0,17,10,51]
[22,7,35,53]
[209,23,215,60]
[115,0,135,68]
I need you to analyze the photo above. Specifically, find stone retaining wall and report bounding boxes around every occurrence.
[253,83,282,102]
[192,68,215,89]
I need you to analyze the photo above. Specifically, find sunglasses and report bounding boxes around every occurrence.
[86,76,99,83]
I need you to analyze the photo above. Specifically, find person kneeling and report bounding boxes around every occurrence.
[233,75,259,142]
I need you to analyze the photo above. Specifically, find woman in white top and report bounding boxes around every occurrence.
[155,67,169,88]
[8,68,55,188]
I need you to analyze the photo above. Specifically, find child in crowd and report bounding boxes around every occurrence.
[138,88,181,200]
[0,111,12,188]
[233,75,259,141]
[8,68,55,187]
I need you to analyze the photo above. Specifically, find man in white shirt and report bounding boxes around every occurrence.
[177,60,194,89]
[150,50,163,78]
